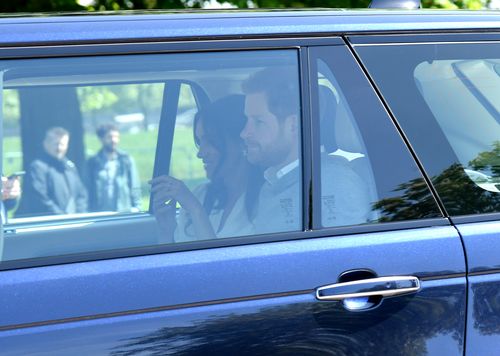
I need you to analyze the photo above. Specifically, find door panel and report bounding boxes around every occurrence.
[1,226,466,354]
[457,221,500,355]
[2,280,465,355]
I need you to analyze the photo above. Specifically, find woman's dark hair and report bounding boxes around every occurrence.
[192,95,263,231]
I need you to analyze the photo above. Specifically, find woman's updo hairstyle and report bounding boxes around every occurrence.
[193,94,247,162]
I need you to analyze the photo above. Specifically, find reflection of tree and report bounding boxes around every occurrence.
[111,286,465,355]
[374,161,500,221]
[373,176,439,222]
[470,141,500,179]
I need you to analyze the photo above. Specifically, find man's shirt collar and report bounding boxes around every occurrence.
[264,159,299,185]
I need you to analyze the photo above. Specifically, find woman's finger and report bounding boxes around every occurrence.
[153,199,175,213]
[149,175,180,186]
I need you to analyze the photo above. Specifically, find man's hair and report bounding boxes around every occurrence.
[96,123,119,138]
[242,67,300,121]
[45,126,69,140]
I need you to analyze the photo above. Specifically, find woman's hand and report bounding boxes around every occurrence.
[150,175,203,214]
[150,175,216,240]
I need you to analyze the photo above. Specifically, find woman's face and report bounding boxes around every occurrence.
[195,120,222,180]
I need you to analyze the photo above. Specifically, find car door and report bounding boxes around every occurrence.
[0,38,466,355]
[351,33,500,355]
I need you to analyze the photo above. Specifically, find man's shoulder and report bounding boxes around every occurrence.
[117,149,135,164]
[30,157,50,170]
[321,154,360,176]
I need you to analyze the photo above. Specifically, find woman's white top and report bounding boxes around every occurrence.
[174,184,254,242]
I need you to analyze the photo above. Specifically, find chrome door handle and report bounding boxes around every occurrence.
[316,276,420,301]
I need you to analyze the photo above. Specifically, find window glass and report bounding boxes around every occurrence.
[2,81,161,222]
[356,42,500,216]
[312,46,442,227]
[414,59,500,195]
[153,50,302,243]
[170,83,204,191]
[0,49,301,262]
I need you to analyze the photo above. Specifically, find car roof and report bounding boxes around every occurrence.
[1,9,500,45]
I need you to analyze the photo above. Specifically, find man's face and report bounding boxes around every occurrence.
[241,92,296,168]
[101,130,120,152]
[44,133,69,160]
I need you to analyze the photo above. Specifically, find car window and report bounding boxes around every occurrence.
[355,42,500,216]
[311,46,442,227]
[0,49,302,262]
[154,50,302,243]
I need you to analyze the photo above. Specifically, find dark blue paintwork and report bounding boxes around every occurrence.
[0,226,464,327]
[457,221,500,355]
[1,10,500,45]
[458,221,500,273]
[1,279,466,355]
[0,226,466,354]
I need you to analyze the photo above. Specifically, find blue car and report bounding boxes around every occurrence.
[0,5,499,355]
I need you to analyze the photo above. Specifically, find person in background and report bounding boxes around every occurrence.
[17,126,87,216]
[86,123,141,212]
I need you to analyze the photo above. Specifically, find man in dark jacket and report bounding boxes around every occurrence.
[17,127,87,216]
[86,123,141,213]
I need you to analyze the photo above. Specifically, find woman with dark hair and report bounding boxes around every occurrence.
[150,95,262,242]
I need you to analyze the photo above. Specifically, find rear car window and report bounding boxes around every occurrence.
[0,49,302,263]
[355,42,500,216]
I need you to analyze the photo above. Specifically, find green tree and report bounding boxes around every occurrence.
[0,0,83,12]
[0,0,491,12]
[470,141,500,178]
